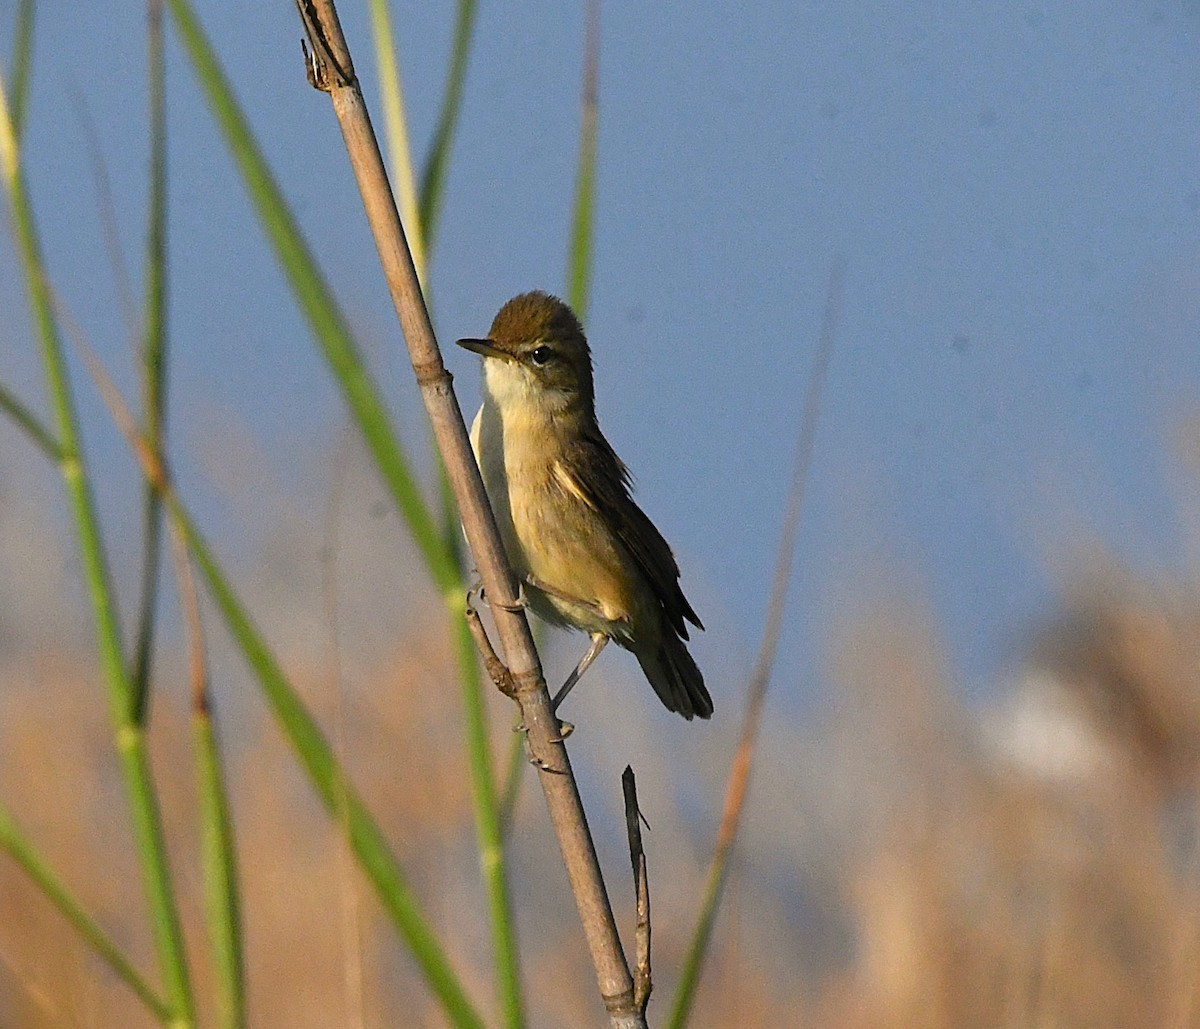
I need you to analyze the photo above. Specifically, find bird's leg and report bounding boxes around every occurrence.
[551,633,609,715]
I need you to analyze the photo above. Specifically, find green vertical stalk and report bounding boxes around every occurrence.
[131,0,169,719]
[449,607,523,1027]
[0,76,194,1026]
[195,708,245,1028]
[171,470,243,1027]
[418,0,478,248]
[666,851,728,1028]
[8,0,33,139]
[565,0,600,320]
[362,0,467,572]
[365,0,428,290]
[120,739,195,1025]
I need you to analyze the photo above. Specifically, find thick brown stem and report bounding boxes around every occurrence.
[293,2,641,1022]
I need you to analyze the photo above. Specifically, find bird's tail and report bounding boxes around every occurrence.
[635,633,713,720]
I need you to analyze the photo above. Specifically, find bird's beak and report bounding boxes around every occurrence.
[456,337,513,361]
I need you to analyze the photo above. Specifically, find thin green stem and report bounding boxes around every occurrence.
[365,0,428,291]
[0,72,193,1025]
[120,735,195,1026]
[565,0,600,320]
[364,0,467,567]
[0,805,172,1021]
[449,608,524,1028]
[8,0,33,141]
[436,453,465,572]
[496,725,527,841]
[131,0,169,721]
[418,0,477,247]
[0,380,61,459]
[195,710,245,1029]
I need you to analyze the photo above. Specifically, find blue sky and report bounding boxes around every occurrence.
[4,2,1200,713]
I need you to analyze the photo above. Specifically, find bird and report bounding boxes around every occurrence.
[457,291,713,721]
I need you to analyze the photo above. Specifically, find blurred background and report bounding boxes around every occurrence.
[3,1,1200,1026]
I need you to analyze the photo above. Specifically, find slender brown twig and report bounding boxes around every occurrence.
[465,602,518,700]
[668,260,844,1027]
[72,96,140,345]
[291,3,643,1023]
[167,508,206,714]
[727,258,844,867]
[622,767,651,1016]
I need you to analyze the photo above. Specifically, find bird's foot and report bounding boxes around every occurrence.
[514,713,574,771]
[465,575,484,614]
[513,717,574,742]
[465,575,526,614]
[489,578,528,613]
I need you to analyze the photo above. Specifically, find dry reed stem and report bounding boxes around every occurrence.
[621,767,651,1016]
[166,517,207,714]
[292,2,642,1022]
[672,261,843,1026]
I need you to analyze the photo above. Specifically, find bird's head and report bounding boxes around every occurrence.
[457,291,594,414]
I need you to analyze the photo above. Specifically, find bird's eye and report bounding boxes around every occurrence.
[529,345,553,366]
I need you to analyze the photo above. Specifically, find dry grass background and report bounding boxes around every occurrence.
[3,434,1200,1028]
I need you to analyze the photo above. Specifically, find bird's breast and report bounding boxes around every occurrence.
[469,399,645,641]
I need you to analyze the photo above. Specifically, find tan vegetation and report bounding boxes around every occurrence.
[3,443,1198,1026]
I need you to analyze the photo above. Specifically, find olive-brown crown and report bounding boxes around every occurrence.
[488,291,594,403]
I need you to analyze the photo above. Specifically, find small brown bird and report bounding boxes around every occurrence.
[458,291,712,720]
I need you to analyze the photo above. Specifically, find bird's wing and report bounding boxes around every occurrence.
[555,431,703,637]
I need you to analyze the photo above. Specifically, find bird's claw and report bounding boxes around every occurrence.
[490,578,528,613]
[513,718,574,741]
[514,716,574,770]
[465,576,485,614]
[466,576,527,613]
[524,740,557,771]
